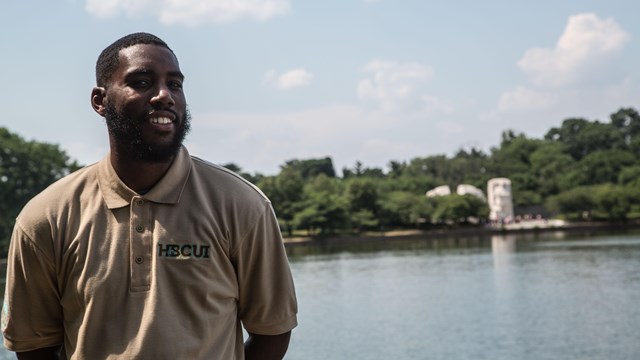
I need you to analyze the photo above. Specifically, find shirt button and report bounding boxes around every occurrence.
[135,256,144,264]
[136,225,144,232]
[136,199,145,206]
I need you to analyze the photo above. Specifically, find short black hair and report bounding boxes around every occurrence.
[95,32,176,87]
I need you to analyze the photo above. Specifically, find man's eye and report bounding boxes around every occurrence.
[169,81,183,89]
[131,80,150,88]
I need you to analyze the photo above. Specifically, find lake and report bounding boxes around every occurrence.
[1,230,639,359]
[283,230,640,360]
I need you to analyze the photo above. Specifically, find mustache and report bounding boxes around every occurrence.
[149,108,178,119]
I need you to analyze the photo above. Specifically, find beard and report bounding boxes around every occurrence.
[105,103,191,163]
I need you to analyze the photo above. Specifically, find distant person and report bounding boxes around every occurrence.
[2,32,297,359]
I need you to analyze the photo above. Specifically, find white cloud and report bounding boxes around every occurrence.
[187,104,450,174]
[85,0,291,25]
[518,13,629,87]
[421,95,454,115]
[498,86,556,112]
[435,121,465,135]
[264,68,314,90]
[85,0,152,18]
[497,13,631,117]
[357,60,433,112]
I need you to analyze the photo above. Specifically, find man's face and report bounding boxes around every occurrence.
[103,44,190,162]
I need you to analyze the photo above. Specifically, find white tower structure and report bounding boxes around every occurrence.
[487,178,514,223]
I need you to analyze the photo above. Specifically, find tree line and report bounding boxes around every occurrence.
[2,108,640,252]
[237,107,640,236]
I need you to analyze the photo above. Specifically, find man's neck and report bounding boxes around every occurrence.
[109,152,174,193]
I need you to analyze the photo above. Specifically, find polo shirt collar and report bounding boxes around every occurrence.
[98,146,192,209]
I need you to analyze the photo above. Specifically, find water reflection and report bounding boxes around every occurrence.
[491,234,516,321]
[285,235,494,260]
[491,234,516,271]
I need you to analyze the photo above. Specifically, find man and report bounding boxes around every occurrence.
[2,32,298,359]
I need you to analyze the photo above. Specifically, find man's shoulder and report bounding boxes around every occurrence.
[17,163,100,226]
[188,156,270,203]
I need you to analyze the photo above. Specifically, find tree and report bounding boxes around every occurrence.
[593,184,634,221]
[529,142,575,196]
[488,131,542,176]
[342,161,385,179]
[576,150,636,185]
[545,118,623,160]
[618,165,640,187]
[256,167,304,236]
[282,157,336,179]
[610,108,640,151]
[429,194,488,224]
[449,148,490,189]
[0,128,80,253]
[292,174,348,235]
[234,107,640,230]
[378,191,416,227]
[387,160,406,178]
[546,186,597,220]
[344,178,380,231]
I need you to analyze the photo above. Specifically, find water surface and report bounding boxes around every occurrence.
[285,231,640,360]
[1,231,638,359]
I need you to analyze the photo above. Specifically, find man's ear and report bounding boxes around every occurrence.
[91,87,107,116]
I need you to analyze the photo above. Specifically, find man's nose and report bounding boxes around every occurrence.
[150,84,175,107]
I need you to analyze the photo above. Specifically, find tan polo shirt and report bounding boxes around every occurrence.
[2,146,298,359]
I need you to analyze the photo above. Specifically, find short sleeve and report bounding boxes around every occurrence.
[2,222,64,352]
[233,203,298,335]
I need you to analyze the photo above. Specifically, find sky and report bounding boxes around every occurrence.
[2,0,639,175]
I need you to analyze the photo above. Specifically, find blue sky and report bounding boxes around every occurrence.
[2,0,639,175]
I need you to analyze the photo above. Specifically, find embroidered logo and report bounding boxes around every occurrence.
[158,243,210,259]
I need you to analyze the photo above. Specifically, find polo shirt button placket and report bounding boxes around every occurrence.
[130,196,151,292]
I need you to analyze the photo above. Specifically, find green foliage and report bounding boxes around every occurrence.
[545,118,623,160]
[0,127,80,252]
[449,148,490,189]
[349,209,379,231]
[546,186,596,220]
[272,107,640,231]
[594,184,632,220]
[529,142,575,196]
[489,131,543,175]
[577,150,635,185]
[342,161,385,179]
[256,167,304,236]
[344,178,379,214]
[282,157,336,179]
[292,174,348,234]
[379,191,430,228]
[429,194,489,224]
[618,165,640,187]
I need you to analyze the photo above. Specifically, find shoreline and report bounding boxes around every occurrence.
[283,220,640,248]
